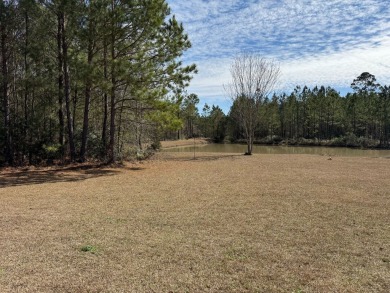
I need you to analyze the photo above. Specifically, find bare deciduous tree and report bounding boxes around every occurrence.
[226,54,280,155]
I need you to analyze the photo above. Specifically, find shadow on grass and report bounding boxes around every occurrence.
[0,164,119,188]
[122,166,146,171]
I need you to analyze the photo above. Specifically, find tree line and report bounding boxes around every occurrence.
[179,71,390,151]
[2,2,389,167]
[0,0,196,166]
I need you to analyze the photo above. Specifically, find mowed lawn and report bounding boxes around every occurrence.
[0,153,389,292]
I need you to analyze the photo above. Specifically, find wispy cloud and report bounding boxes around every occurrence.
[167,0,390,110]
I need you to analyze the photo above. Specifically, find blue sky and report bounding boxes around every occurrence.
[166,0,390,113]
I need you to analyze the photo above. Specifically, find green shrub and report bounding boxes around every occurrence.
[345,133,359,147]
[150,140,161,150]
[42,143,62,163]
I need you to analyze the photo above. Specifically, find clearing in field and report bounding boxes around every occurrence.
[0,153,389,292]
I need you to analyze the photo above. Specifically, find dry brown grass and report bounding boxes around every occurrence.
[0,152,389,292]
[160,138,209,148]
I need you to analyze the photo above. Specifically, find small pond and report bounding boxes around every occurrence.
[163,143,390,157]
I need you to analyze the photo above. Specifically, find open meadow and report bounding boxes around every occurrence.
[0,152,389,292]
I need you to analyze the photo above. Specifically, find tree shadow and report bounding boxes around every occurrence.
[122,166,146,171]
[0,165,120,188]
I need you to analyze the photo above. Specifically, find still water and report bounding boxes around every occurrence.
[163,143,390,157]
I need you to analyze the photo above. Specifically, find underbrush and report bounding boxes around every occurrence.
[250,134,384,149]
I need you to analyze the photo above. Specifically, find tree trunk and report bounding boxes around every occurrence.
[80,82,91,162]
[60,12,76,161]
[116,99,125,155]
[72,86,77,131]
[101,38,108,151]
[108,76,116,162]
[246,135,253,155]
[23,10,29,162]
[28,91,35,165]
[244,124,253,155]
[1,22,13,165]
[107,15,116,163]
[57,14,65,150]
[80,39,93,162]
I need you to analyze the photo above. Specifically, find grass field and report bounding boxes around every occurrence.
[0,152,389,292]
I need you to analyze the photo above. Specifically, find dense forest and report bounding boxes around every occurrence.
[0,0,196,166]
[179,72,390,149]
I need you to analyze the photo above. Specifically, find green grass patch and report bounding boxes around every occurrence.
[80,245,98,254]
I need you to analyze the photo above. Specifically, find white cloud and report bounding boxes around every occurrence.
[280,35,390,91]
[167,0,390,107]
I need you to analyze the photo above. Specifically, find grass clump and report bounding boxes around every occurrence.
[80,245,98,254]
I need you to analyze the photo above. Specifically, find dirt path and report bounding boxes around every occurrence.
[160,138,210,148]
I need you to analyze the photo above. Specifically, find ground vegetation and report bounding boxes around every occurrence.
[1,152,389,292]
